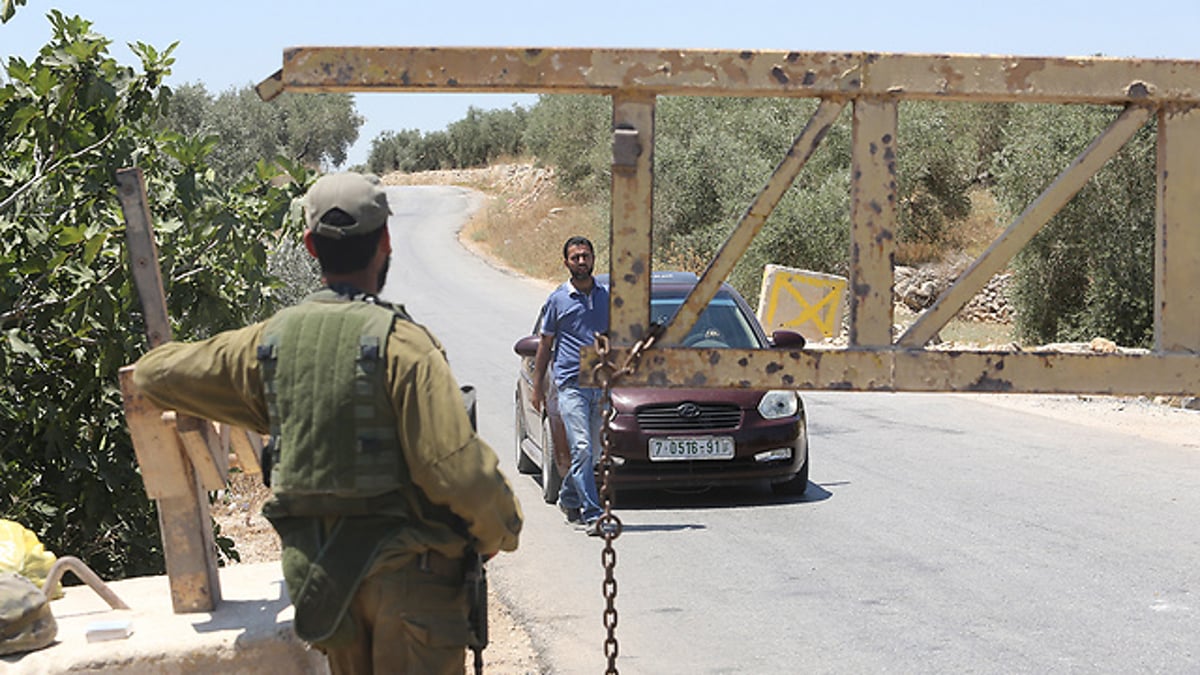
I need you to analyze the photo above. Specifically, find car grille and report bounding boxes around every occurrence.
[635,402,742,431]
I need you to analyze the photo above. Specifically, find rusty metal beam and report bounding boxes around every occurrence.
[899,105,1154,347]
[606,94,656,345]
[581,347,1200,396]
[266,47,1200,105]
[848,98,898,347]
[660,99,846,347]
[260,45,1200,397]
[1156,106,1200,354]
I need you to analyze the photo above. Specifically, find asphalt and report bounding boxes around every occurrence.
[1,561,327,674]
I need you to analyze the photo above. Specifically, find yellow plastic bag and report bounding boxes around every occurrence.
[0,520,58,595]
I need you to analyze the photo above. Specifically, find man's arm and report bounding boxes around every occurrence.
[388,326,522,555]
[530,333,555,413]
[132,323,270,434]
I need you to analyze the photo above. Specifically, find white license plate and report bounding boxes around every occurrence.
[649,436,735,461]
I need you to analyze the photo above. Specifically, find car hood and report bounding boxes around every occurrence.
[608,387,771,413]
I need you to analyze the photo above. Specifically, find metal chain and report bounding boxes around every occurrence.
[592,327,661,675]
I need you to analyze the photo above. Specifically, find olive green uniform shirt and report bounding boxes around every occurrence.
[133,313,522,559]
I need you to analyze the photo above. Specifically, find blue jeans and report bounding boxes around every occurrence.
[556,383,604,523]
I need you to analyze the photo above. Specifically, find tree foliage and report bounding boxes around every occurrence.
[368,105,528,175]
[1,11,314,579]
[520,94,1154,347]
[522,94,611,197]
[367,128,449,174]
[991,104,1156,347]
[160,84,362,184]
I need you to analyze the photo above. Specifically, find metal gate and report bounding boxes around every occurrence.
[258,47,1200,395]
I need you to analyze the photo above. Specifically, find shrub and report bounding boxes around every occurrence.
[991,104,1156,347]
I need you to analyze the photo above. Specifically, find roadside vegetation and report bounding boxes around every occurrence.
[2,5,1162,580]
[0,10,334,577]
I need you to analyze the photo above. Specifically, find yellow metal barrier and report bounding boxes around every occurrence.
[258,48,1200,395]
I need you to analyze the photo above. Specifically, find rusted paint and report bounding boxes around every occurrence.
[607,94,655,345]
[269,48,1200,105]
[848,98,898,347]
[1003,58,1048,94]
[1128,81,1152,98]
[263,46,1200,396]
[1155,106,1200,353]
[581,347,1200,395]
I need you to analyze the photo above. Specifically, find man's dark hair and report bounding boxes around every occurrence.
[309,208,386,274]
[562,236,594,260]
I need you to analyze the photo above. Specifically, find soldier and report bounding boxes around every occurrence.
[134,172,522,674]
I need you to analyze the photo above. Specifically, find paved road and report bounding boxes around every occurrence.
[381,185,1200,674]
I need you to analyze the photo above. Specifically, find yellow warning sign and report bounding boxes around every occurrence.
[756,264,847,341]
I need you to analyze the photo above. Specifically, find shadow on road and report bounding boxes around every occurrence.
[603,480,833,511]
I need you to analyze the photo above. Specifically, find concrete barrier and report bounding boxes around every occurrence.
[2,562,327,674]
[756,263,848,342]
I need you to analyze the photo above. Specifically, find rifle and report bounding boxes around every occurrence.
[465,547,488,675]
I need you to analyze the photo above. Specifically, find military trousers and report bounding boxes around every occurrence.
[322,551,471,675]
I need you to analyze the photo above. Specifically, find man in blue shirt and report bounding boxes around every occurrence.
[531,236,608,535]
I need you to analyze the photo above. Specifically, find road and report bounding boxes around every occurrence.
[380,185,1200,674]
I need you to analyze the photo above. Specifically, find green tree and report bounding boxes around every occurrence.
[276,91,361,168]
[992,104,1156,347]
[158,83,361,184]
[447,105,528,168]
[415,130,452,171]
[368,128,422,174]
[522,94,1002,300]
[158,81,212,137]
[523,94,610,196]
[1,11,313,578]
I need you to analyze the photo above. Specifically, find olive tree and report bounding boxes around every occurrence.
[991,104,1156,347]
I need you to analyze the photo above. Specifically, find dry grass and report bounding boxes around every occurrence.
[893,304,1015,347]
[896,188,1005,265]
[464,193,607,280]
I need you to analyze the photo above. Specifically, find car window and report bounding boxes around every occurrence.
[652,293,763,348]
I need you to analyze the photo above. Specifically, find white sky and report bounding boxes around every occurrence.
[5,0,1199,166]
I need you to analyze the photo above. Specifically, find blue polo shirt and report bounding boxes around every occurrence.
[540,279,609,388]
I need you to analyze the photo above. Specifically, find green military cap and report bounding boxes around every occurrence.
[303,172,392,239]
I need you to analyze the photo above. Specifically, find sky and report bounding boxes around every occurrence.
[5,0,1200,167]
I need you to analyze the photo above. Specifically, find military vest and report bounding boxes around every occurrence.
[257,289,415,503]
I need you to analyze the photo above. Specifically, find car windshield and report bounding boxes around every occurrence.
[652,292,763,348]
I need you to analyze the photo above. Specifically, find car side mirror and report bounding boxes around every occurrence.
[513,335,540,357]
[769,330,806,349]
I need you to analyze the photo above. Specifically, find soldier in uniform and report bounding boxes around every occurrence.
[134,172,522,674]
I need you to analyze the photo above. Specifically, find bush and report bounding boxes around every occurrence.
[522,94,1001,301]
[1,11,314,579]
[991,104,1156,347]
[523,94,611,196]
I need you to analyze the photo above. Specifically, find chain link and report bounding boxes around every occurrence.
[592,326,662,675]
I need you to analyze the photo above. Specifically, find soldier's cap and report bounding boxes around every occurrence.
[303,172,392,239]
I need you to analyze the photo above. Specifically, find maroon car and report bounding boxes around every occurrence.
[513,271,809,503]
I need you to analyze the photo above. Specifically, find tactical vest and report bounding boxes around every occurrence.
[257,289,414,504]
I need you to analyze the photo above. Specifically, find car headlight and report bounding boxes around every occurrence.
[757,390,799,419]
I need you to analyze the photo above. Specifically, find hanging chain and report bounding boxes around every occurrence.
[592,326,661,675]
